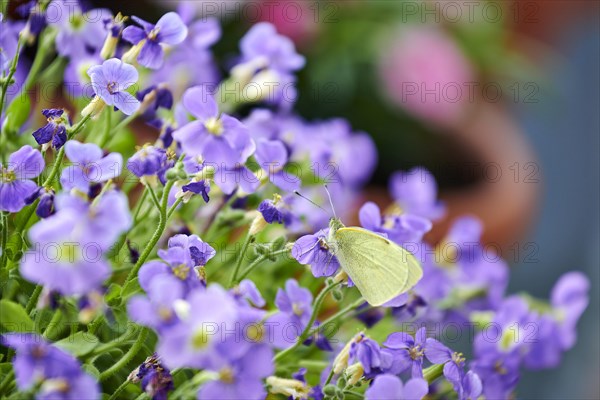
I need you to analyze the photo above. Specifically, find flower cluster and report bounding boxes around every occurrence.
[0,3,590,400]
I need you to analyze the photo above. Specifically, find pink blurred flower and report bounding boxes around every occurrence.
[378,26,474,127]
[258,0,320,46]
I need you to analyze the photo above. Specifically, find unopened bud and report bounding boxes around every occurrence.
[266,376,310,399]
[81,96,106,119]
[249,212,267,236]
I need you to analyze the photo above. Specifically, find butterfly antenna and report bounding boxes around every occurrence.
[324,184,337,219]
[294,191,328,214]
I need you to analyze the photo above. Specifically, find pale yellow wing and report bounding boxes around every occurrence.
[333,227,422,306]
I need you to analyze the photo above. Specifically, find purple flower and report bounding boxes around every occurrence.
[46,1,111,58]
[129,354,174,400]
[425,338,482,400]
[258,194,296,227]
[128,275,185,331]
[20,191,130,295]
[122,12,188,69]
[469,297,530,399]
[0,145,44,212]
[32,109,68,150]
[239,22,304,74]
[389,168,445,220]
[266,279,313,349]
[197,345,274,400]
[24,187,56,218]
[359,201,432,245]
[254,139,299,191]
[138,234,215,295]
[127,145,168,178]
[181,179,211,203]
[0,14,22,73]
[173,86,255,168]
[292,229,340,277]
[1,333,100,398]
[470,346,520,400]
[166,234,216,267]
[17,1,46,37]
[365,374,428,400]
[383,327,428,378]
[550,271,589,349]
[60,140,123,193]
[350,334,385,375]
[156,284,239,369]
[233,279,266,308]
[54,190,132,252]
[148,18,221,98]
[87,58,140,115]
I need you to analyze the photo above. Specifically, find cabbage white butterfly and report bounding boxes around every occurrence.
[295,187,423,306]
[327,217,423,306]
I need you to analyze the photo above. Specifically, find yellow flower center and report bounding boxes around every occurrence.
[191,327,211,349]
[204,117,223,136]
[172,264,190,280]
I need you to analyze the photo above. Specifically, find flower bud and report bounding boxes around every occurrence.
[249,212,267,236]
[345,363,364,386]
[81,96,106,119]
[266,376,310,399]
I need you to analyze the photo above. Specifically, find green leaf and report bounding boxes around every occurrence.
[2,95,31,135]
[55,332,99,357]
[0,300,36,333]
[82,363,100,379]
[105,283,122,307]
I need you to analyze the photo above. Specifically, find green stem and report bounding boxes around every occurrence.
[42,308,63,340]
[307,298,366,337]
[146,184,161,210]
[22,30,56,92]
[274,281,342,362]
[108,379,132,400]
[236,248,290,282]
[1,212,8,270]
[120,179,176,298]
[99,327,148,381]
[98,108,112,148]
[107,113,137,136]
[167,198,182,219]
[0,36,23,129]
[229,234,254,287]
[25,285,42,314]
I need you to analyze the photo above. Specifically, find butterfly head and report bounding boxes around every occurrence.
[329,217,345,234]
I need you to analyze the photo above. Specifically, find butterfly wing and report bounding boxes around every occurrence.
[333,227,422,306]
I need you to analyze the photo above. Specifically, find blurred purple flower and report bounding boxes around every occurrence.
[46,1,111,58]
[60,140,123,193]
[173,86,255,168]
[254,139,299,191]
[156,285,239,369]
[266,279,313,349]
[197,345,274,400]
[389,168,445,220]
[359,201,432,245]
[0,145,44,212]
[1,333,100,398]
[365,374,428,400]
[127,145,168,178]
